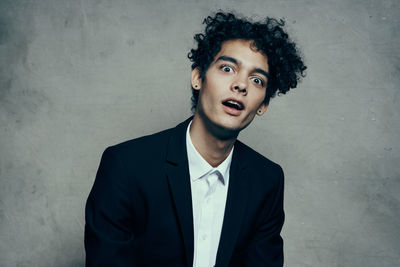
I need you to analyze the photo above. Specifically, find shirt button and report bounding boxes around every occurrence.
[202,234,207,240]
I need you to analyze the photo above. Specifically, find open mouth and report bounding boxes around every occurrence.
[222,99,244,111]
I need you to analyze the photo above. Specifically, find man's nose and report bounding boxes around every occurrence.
[231,78,247,95]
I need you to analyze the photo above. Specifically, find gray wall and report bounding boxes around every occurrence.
[0,0,399,266]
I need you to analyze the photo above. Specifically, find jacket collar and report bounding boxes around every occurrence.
[165,117,194,267]
[216,140,250,267]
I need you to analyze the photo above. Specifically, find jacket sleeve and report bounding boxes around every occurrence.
[85,147,136,266]
[243,166,285,267]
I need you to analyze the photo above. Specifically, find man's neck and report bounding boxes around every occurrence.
[189,114,237,168]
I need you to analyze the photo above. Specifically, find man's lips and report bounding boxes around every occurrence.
[221,98,245,116]
[221,98,245,111]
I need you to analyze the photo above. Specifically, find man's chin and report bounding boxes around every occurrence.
[196,109,250,140]
[210,119,250,140]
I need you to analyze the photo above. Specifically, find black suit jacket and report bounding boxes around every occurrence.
[85,118,285,266]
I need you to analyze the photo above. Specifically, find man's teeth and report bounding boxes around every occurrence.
[225,100,243,110]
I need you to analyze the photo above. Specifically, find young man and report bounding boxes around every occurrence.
[85,12,306,267]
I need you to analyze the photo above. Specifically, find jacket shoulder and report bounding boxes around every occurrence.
[235,140,284,187]
[104,126,174,163]
[236,140,282,170]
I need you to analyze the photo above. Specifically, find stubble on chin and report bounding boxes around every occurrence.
[197,107,242,141]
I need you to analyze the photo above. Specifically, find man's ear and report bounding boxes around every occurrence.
[191,67,202,91]
[256,102,268,116]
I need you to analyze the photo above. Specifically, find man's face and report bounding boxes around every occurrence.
[192,39,269,136]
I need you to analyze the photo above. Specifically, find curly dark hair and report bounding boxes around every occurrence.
[188,12,307,111]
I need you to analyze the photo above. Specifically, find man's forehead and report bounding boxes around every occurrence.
[213,39,269,72]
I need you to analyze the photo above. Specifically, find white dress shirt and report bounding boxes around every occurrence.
[186,121,234,267]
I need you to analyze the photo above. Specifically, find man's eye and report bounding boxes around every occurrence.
[221,65,233,72]
[252,77,265,86]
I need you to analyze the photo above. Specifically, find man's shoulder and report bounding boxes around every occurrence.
[235,140,283,174]
[105,126,174,159]
[115,127,173,149]
[103,118,191,162]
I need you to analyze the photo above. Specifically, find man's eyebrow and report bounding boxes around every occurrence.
[215,55,269,78]
[216,55,238,65]
[254,68,269,79]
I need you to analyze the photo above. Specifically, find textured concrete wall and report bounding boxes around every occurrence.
[0,0,399,266]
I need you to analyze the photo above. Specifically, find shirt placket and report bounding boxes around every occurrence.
[196,171,219,267]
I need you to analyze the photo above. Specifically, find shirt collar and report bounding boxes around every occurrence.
[186,120,234,185]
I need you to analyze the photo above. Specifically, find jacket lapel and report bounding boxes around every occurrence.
[165,118,194,267]
[215,141,250,267]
